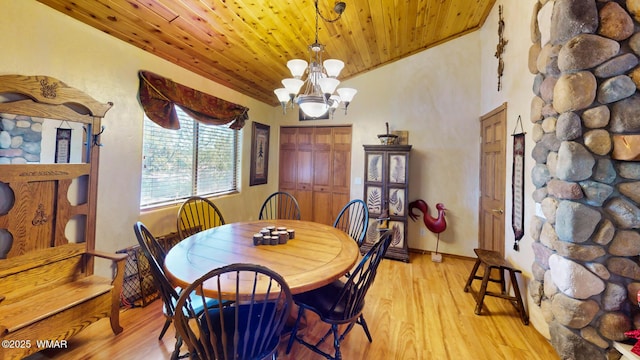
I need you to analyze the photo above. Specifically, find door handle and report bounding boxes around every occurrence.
[492,208,504,214]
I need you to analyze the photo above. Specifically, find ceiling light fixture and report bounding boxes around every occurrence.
[274,1,357,119]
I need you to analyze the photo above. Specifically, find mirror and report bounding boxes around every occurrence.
[0,113,88,164]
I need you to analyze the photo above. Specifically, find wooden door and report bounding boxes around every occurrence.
[278,126,351,225]
[295,128,314,220]
[279,128,297,190]
[479,103,507,256]
[331,128,352,219]
[312,128,333,224]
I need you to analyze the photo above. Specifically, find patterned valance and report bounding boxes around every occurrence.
[138,70,248,130]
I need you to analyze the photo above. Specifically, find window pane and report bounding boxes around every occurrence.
[141,117,194,206]
[196,122,238,195]
[141,105,241,208]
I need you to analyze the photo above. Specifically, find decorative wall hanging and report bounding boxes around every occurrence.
[495,5,508,91]
[249,122,270,186]
[55,121,72,164]
[511,115,525,250]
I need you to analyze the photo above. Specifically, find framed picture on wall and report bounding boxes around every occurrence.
[250,121,270,186]
[55,128,72,164]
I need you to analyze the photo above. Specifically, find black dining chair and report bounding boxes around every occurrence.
[133,221,219,360]
[174,263,293,360]
[333,198,370,330]
[258,191,301,220]
[333,199,369,247]
[177,196,226,240]
[286,230,393,360]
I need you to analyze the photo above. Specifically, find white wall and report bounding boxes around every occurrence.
[480,0,547,336]
[0,0,278,277]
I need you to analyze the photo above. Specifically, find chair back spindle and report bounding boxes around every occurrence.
[177,196,226,240]
[285,231,393,359]
[331,231,391,319]
[174,264,293,360]
[258,191,301,220]
[134,222,178,314]
[333,199,369,246]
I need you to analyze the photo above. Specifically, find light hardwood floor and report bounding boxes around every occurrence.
[27,252,559,360]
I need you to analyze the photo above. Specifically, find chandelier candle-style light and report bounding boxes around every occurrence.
[274,1,357,118]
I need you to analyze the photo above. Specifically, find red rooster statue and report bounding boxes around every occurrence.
[409,199,447,262]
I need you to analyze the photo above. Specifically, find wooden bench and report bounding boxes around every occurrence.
[0,74,121,359]
[0,243,126,360]
[463,248,529,325]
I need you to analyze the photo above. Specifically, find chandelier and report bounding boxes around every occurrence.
[274,1,357,118]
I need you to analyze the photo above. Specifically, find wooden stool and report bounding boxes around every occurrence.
[463,248,529,325]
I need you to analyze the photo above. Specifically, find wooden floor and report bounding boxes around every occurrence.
[27,252,559,360]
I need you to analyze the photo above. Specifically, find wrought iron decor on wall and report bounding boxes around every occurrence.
[511,115,525,251]
[495,4,508,91]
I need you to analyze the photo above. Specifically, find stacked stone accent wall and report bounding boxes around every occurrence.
[529,0,640,359]
[0,113,42,164]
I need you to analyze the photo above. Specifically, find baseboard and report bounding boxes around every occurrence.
[407,248,475,261]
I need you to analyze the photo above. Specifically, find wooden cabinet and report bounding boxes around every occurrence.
[279,126,351,225]
[362,144,412,262]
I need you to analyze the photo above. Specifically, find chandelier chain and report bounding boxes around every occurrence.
[315,0,345,23]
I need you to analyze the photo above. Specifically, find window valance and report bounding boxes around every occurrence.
[138,70,249,130]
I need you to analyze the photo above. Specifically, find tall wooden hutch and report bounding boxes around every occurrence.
[362,144,412,262]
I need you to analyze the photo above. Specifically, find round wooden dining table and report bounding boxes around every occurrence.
[163,220,360,297]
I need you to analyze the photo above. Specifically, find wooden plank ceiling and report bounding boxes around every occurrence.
[36,0,496,106]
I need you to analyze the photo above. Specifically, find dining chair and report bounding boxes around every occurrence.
[333,199,369,247]
[133,221,219,360]
[174,263,293,360]
[333,198,370,330]
[177,196,226,240]
[258,191,301,220]
[285,230,393,360]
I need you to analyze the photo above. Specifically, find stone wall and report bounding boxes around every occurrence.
[529,0,640,359]
[0,113,42,164]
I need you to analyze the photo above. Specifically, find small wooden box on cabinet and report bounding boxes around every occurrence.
[362,144,412,262]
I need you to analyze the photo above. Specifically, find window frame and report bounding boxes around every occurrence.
[140,107,241,210]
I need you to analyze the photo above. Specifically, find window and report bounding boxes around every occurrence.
[140,106,240,208]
